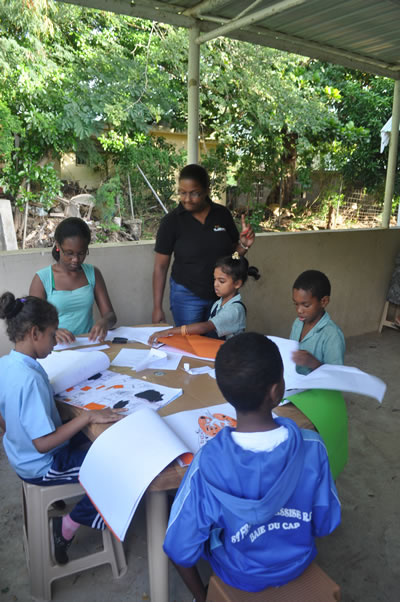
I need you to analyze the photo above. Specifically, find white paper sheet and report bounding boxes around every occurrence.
[287,364,386,403]
[54,337,103,351]
[111,348,182,372]
[38,350,110,395]
[267,336,299,383]
[75,344,110,352]
[111,348,149,368]
[79,408,189,541]
[105,325,172,345]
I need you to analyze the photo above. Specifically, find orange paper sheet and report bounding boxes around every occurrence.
[158,334,224,360]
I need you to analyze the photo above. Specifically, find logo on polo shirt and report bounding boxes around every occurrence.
[213,225,226,232]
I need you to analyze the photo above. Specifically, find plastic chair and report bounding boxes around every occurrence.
[22,481,127,601]
[206,563,341,602]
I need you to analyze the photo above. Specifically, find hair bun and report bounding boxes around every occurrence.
[4,298,25,319]
[248,266,261,281]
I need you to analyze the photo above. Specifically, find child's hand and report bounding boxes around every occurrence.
[292,350,322,371]
[55,328,76,344]
[148,328,173,345]
[87,408,125,424]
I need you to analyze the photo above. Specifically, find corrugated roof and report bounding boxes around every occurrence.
[58,0,400,78]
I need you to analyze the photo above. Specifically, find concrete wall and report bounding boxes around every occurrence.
[1,228,399,355]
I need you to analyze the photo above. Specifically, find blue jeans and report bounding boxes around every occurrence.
[170,278,214,326]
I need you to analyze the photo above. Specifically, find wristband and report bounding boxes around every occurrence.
[239,239,249,251]
[181,325,188,335]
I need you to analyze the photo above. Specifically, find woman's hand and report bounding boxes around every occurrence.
[152,308,166,324]
[238,214,255,254]
[55,328,76,344]
[88,318,109,342]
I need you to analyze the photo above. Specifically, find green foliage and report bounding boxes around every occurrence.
[0,159,61,209]
[97,134,185,221]
[0,0,394,221]
[95,176,123,222]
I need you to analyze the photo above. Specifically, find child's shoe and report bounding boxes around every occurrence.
[52,516,73,564]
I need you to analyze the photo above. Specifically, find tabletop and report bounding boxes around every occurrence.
[56,337,226,492]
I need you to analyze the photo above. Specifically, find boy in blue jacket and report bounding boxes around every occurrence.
[163,332,341,601]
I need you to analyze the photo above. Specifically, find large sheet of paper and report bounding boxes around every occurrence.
[38,350,110,395]
[55,370,182,413]
[266,335,386,402]
[79,402,236,540]
[287,364,386,403]
[79,408,189,540]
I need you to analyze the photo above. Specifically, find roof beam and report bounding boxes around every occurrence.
[184,0,232,18]
[226,26,400,78]
[197,0,309,44]
[56,0,196,28]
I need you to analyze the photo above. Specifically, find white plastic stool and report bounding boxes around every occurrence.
[22,481,127,601]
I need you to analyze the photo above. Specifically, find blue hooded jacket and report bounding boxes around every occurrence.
[164,417,340,592]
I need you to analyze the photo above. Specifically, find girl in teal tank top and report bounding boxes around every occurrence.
[29,217,117,344]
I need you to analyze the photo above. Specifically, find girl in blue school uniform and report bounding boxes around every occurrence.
[148,253,260,344]
[0,292,123,564]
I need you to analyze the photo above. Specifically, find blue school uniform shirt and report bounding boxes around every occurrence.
[164,417,340,591]
[36,263,96,335]
[290,311,345,375]
[209,293,246,339]
[0,350,64,479]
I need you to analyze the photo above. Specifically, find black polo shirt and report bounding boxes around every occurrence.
[155,200,239,300]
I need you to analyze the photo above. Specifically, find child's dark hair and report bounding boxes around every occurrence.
[215,332,283,412]
[0,292,58,343]
[215,254,260,285]
[179,164,210,190]
[293,270,331,299]
[52,217,91,261]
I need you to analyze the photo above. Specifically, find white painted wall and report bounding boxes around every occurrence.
[1,229,399,355]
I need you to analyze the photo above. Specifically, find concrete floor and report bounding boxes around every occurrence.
[0,329,399,602]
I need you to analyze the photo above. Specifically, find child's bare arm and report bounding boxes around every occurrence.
[32,408,124,453]
[171,562,207,602]
[292,350,322,371]
[0,414,5,433]
[148,321,215,345]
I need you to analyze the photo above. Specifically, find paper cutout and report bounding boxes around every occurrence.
[286,389,348,480]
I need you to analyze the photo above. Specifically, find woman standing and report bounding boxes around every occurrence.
[152,164,255,326]
[29,217,116,343]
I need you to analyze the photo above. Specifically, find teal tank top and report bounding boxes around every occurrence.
[37,264,96,335]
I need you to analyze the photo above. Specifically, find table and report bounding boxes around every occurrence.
[57,338,226,602]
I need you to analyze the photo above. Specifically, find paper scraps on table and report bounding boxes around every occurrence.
[183,364,216,378]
